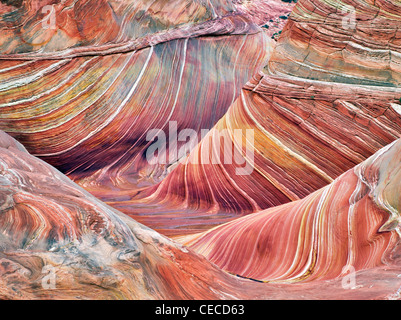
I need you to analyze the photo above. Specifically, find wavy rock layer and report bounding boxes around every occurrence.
[269,0,401,86]
[121,0,401,236]
[0,0,270,191]
[182,139,401,283]
[0,0,238,55]
[0,130,261,300]
[2,130,401,300]
[129,73,401,234]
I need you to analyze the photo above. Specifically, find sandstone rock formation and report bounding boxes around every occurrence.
[0,130,261,299]
[122,0,401,236]
[1,0,401,301]
[0,0,270,191]
[2,130,401,300]
[182,139,401,283]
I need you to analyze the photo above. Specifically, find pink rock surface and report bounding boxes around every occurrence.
[116,0,401,236]
[0,0,270,192]
[182,139,401,285]
[1,0,401,300]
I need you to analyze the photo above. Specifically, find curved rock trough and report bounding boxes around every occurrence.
[1,0,401,300]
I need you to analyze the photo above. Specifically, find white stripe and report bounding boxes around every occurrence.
[0,61,34,74]
[0,60,69,92]
[38,47,153,156]
[241,91,333,182]
[0,58,97,109]
[286,184,333,281]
